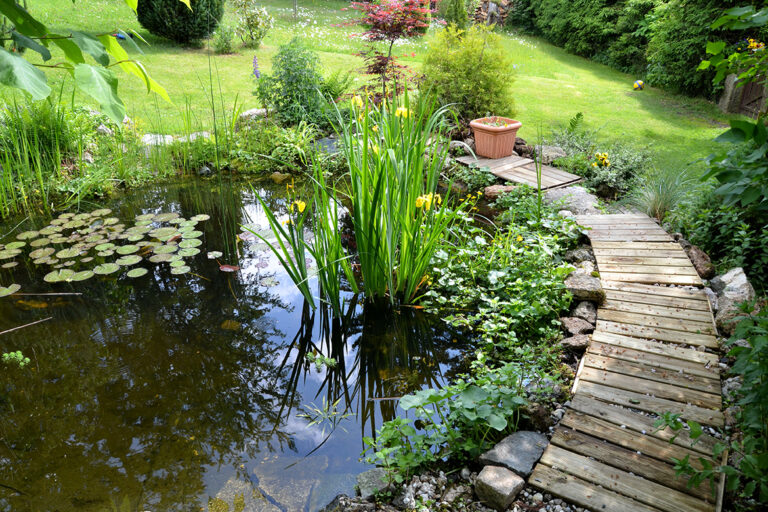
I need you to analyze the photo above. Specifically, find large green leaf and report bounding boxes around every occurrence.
[123,0,138,10]
[73,64,125,122]
[0,0,47,37]
[0,48,51,100]
[98,34,171,103]
[11,30,51,61]
[72,31,110,66]
[52,36,86,64]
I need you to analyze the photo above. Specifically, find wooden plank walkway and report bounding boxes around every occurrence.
[529,214,724,512]
[456,154,582,190]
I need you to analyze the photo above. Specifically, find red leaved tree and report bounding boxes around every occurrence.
[351,0,431,100]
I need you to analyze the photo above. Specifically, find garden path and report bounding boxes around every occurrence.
[455,155,582,190]
[529,213,725,512]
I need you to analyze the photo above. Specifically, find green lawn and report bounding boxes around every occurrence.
[8,0,733,171]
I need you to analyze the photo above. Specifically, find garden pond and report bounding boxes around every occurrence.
[0,178,474,512]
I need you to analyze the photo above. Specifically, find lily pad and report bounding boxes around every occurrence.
[170,265,190,275]
[0,284,21,297]
[127,225,152,234]
[95,242,115,251]
[63,261,75,267]
[6,241,25,250]
[154,212,179,222]
[153,244,178,255]
[116,255,142,266]
[179,238,202,248]
[207,251,223,259]
[127,234,144,242]
[59,213,75,219]
[178,247,200,257]
[126,267,148,278]
[55,248,81,259]
[182,230,203,239]
[80,257,94,263]
[149,253,173,263]
[168,217,186,224]
[93,263,120,275]
[191,214,210,222]
[44,269,75,283]
[136,213,156,221]
[71,270,94,282]
[179,220,198,228]
[0,249,22,260]
[103,217,119,226]
[30,247,55,259]
[91,208,112,216]
[29,237,52,247]
[86,234,104,243]
[2,262,18,269]
[170,259,186,268]
[97,250,115,257]
[73,213,91,221]
[116,244,140,255]
[135,219,153,226]
[16,230,39,240]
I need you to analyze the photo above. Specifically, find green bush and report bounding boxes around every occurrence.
[212,25,236,54]
[449,163,497,192]
[421,24,515,123]
[137,0,224,45]
[230,0,274,49]
[230,119,317,173]
[442,0,469,30]
[255,38,328,127]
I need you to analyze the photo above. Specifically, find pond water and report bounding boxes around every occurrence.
[0,179,473,512]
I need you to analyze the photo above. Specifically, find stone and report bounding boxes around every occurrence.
[198,164,214,177]
[572,301,597,324]
[270,172,292,185]
[484,184,517,201]
[565,247,596,264]
[355,468,389,500]
[141,133,174,146]
[535,145,567,165]
[463,137,475,152]
[564,273,605,303]
[722,376,742,403]
[532,492,544,502]
[442,483,471,504]
[237,108,268,130]
[486,2,501,25]
[460,467,472,481]
[177,131,211,143]
[96,123,113,136]
[558,209,575,218]
[320,494,381,512]
[449,139,473,155]
[572,260,596,276]
[82,151,94,165]
[479,431,549,477]
[521,403,552,431]
[560,316,593,335]
[685,245,715,279]
[210,477,280,512]
[544,186,601,215]
[724,405,741,427]
[711,268,756,335]
[704,287,718,313]
[551,408,566,422]
[474,466,524,511]
[560,334,590,350]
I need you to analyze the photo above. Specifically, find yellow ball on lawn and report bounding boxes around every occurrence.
[633,80,645,91]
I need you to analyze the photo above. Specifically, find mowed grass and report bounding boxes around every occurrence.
[7,0,732,170]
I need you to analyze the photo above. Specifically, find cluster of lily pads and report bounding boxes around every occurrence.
[0,209,224,296]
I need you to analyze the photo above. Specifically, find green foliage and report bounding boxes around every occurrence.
[449,163,497,192]
[319,70,356,103]
[231,119,318,173]
[363,363,528,482]
[137,0,224,45]
[422,24,515,123]
[255,38,328,126]
[212,25,236,54]
[2,350,30,368]
[654,305,768,504]
[442,0,469,30]
[230,0,274,49]
[624,166,696,222]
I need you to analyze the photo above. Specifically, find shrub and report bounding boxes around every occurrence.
[255,38,328,126]
[624,166,696,222]
[230,0,274,49]
[212,25,236,54]
[449,163,497,191]
[229,119,317,173]
[422,24,515,123]
[442,0,469,30]
[137,0,225,45]
[319,70,356,102]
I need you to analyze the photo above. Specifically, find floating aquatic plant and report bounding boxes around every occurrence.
[0,284,20,297]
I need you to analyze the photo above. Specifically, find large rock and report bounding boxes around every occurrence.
[484,184,517,201]
[565,273,605,303]
[572,301,597,324]
[685,245,716,279]
[209,477,280,512]
[560,334,591,350]
[711,268,756,335]
[141,133,174,146]
[479,431,548,477]
[474,466,524,511]
[355,468,389,500]
[237,108,268,130]
[560,316,593,335]
[544,186,600,215]
[535,145,567,165]
[564,246,596,264]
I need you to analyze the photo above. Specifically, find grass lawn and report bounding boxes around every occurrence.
[7,0,734,171]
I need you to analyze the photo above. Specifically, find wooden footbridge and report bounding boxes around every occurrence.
[529,214,725,512]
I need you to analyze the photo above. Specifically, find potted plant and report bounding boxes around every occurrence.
[469,116,522,159]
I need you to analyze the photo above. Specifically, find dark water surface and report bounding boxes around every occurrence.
[0,179,472,512]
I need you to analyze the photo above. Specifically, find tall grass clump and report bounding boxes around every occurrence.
[625,166,696,222]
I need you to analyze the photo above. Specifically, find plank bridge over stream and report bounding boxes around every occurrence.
[528,214,725,512]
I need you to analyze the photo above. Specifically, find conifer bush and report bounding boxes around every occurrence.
[137,0,225,45]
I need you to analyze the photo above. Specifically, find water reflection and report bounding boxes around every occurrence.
[0,178,472,512]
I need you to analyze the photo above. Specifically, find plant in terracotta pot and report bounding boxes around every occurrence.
[469,116,522,159]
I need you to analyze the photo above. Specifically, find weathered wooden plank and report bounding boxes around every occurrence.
[568,395,719,456]
[527,162,583,181]
[590,241,682,249]
[576,214,653,221]
[597,264,700,277]
[487,156,532,171]
[499,162,578,186]
[596,319,719,348]
[456,155,526,167]
[604,289,711,311]
[601,281,709,300]
[591,330,719,365]
[599,272,702,286]
[587,227,669,234]
[529,463,664,512]
[590,235,674,242]
[583,353,721,394]
[540,445,714,512]
[594,248,691,258]
[492,167,561,187]
[579,366,721,409]
[577,381,724,426]
[596,256,694,266]
[550,428,713,499]
[589,341,719,380]
[602,299,714,323]
[598,310,716,335]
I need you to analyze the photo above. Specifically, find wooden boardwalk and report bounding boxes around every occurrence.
[529,214,724,512]
[456,154,582,190]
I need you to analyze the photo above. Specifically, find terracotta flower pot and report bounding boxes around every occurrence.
[469,116,522,159]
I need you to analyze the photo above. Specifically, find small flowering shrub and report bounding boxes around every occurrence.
[421,24,515,123]
[230,0,274,48]
[212,24,236,54]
